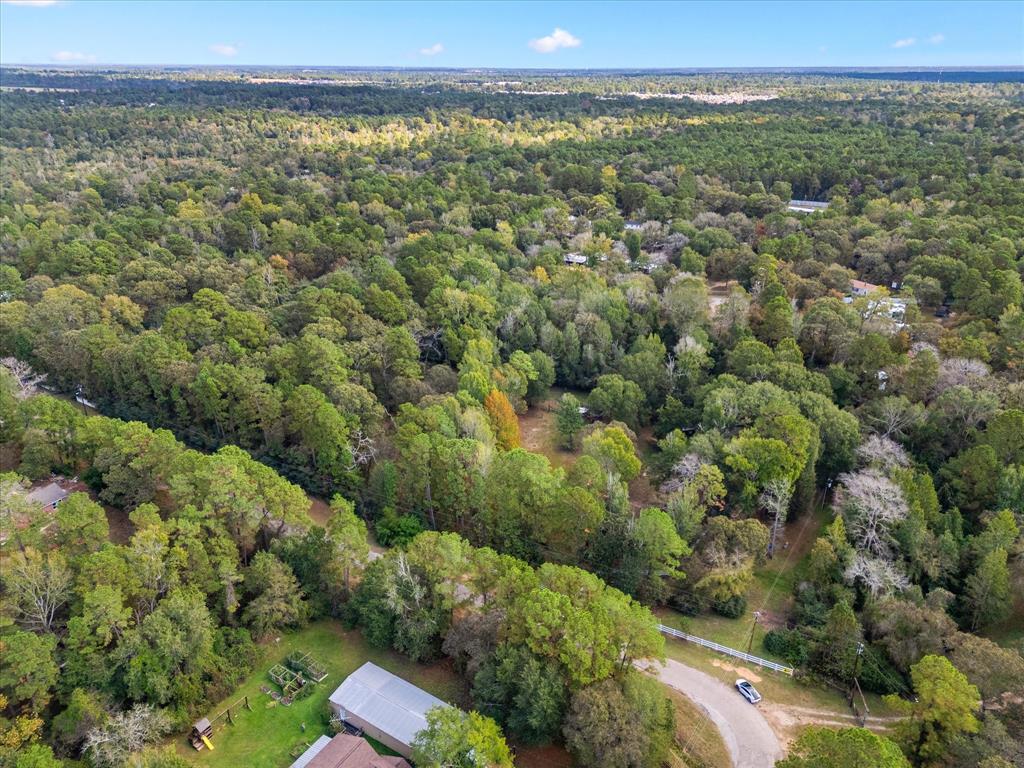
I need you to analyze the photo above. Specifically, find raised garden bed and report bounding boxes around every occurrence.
[286,650,328,683]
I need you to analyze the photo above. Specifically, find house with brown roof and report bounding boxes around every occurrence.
[289,733,410,768]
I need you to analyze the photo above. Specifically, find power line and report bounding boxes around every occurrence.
[858,647,912,697]
[754,478,833,621]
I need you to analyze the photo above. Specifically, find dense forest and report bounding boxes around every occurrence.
[0,68,1022,768]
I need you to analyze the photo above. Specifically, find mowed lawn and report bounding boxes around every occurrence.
[175,620,468,768]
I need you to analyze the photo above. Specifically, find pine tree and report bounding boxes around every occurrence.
[555,393,585,449]
[963,547,1011,630]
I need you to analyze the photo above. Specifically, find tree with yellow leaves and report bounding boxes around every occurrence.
[484,389,520,450]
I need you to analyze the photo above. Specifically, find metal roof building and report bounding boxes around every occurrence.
[787,199,830,214]
[328,663,450,758]
[291,736,334,768]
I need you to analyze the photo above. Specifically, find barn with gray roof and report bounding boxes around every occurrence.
[327,662,450,758]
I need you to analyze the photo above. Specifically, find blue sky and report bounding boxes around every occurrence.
[1,1,1021,68]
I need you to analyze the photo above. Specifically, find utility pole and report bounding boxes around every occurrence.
[849,641,865,706]
[745,610,762,655]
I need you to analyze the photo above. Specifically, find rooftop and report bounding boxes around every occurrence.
[787,200,830,215]
[329,663,449,751]
[290,733,410,768]
[27,482,69,507]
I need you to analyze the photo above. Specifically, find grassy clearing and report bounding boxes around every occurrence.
[659,503,830,653]
[518,387,581,469]
[174,620,468,768]
[667,688,731,768]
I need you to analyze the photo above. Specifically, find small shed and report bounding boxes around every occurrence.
[328,663,450,758]
[27,482,69,511]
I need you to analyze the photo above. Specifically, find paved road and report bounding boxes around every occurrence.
[641,659,783,768]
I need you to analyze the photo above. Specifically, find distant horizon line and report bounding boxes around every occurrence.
[2,64,1023,73]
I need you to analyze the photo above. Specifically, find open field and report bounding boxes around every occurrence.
[518,389,661,513]
[518,387,579,469]
[174,620,468,768]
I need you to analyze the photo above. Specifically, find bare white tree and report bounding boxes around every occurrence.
[856,434,910,471]
[385,552,428,615]
[835,469,908,560]
[659,453,705,494]
[760,479,793,558]
[909,341,939,357]
[347,429,377,470]
[936,357,990,392]
[1,357,47,400]
[862,396,924,439]
[84,705,171,768]
[710,287,751,342]
[844,554,910,598]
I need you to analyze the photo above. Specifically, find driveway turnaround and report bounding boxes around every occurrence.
[641,659,784,768]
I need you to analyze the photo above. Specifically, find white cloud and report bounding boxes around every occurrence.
[929,33,945,44]
[50,50,96,63]
[419,42,444,56]
[208,43,239,57]
[2,1,61,6]
[528,27,581,53]
[891,37,916,49]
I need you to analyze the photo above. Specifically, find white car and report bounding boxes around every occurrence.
[735,678,762,704]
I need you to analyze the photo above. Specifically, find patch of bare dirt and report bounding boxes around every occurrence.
[629,471,659,511]
[517,398,569,464]
[104,505,134,544]
[759,703,900,748]
[708,280,739,316]
[307,496,332,527]
[710,658,763,684]
[512,743,575,768]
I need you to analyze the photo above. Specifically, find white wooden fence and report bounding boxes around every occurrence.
[658,624,795,676]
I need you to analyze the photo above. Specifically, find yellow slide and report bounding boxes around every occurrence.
[201,736,215,751]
